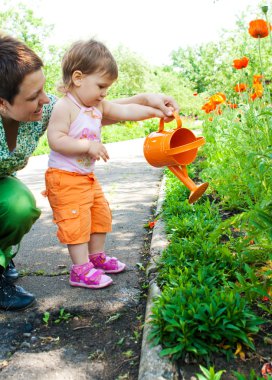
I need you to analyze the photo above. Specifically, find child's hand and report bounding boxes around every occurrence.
[145,94,179,122]
[87,142,109,162]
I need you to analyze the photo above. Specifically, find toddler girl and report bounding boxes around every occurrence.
[45,39,172,289]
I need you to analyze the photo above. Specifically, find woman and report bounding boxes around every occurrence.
[0,33,179,310]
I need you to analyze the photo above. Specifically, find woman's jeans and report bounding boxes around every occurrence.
[0,176,41,268]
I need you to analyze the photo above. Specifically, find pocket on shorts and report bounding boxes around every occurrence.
[53,205,81,243]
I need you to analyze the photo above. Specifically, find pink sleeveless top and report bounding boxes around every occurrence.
[48,93,102,174]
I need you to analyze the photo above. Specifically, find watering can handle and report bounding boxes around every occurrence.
[159,111,182,132]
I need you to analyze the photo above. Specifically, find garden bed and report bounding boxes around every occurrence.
[148,168,271,380]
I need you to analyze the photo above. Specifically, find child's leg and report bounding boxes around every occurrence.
[88,233,106,255]
[88,177,126,274]
[68,242,89,265]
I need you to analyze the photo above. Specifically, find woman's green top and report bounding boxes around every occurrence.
[0,94,56,177]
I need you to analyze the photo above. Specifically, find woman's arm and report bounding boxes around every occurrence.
[102,93,179,126]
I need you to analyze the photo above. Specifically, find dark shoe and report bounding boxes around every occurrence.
[4,260,19,282]
[0,276,35,311]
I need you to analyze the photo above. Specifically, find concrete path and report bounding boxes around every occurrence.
[0,138,164,378]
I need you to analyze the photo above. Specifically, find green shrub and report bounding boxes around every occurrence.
[149,284,263,360]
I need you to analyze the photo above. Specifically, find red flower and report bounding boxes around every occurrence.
[193,92,198,96]
[261,362,272,379]
[234,83,247,92]
[148,220,157,229]
[249,19,270,38]
[233,57,249,69]
[250,93,257,101]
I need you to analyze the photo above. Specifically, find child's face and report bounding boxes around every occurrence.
[76,72,115,108]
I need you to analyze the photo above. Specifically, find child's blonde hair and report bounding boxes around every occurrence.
[60,39,118,92]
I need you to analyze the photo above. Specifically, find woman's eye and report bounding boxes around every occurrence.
[28,95,38,101]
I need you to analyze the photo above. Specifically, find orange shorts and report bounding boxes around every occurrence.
[45,168,112,244]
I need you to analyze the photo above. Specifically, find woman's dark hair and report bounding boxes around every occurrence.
[0,33,43,104]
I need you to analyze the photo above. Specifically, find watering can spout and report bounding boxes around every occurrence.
[168,166,209,204]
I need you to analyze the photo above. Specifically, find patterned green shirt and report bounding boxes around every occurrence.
[0,94,57,176]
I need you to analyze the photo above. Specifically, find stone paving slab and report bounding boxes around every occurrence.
[9,139,162,310]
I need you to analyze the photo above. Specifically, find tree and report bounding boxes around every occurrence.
[170,7,272,96]
[0,1,63,95]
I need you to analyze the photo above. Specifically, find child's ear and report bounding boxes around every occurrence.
[72,70,83,87]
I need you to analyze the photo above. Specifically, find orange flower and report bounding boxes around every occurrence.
[202,93,227,114]
[210,92,226,105]
[193,92,198,96]
[253,82,263,97]
[201,100,216,113]
[234,83,247,92]
[253,74,263,84]
[233,56,249,69]
[249,19,270,38]
[228,102,238,109]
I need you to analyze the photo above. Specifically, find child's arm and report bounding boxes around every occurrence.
[102,93,178,125]
[101,100,171,122]
[47,100,109,161]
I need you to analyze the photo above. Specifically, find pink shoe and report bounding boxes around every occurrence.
[89,252,126,274]
[69,262,113,289]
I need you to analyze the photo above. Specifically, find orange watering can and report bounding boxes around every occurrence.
[143,112,209,204]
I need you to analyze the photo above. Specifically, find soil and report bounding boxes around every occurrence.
[0,235,152,380]
[0,305,146,380]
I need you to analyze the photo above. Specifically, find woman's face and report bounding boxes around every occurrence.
[3,69,50,122]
